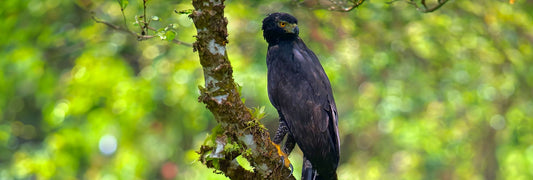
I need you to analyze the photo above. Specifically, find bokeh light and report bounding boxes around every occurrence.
[99,135,117,156]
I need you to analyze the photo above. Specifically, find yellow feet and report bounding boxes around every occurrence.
[271,142,292,169]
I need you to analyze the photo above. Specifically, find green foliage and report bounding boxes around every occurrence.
[223,139,241,153]
[1,0,533,179]
[205,124,224,146]
[157,27,177,41]
[251,106,266,121]
[175,9,194,15]
[117,0,129,10]
[235,155,254,172]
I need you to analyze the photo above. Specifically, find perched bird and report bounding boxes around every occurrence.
[262,12,340,180]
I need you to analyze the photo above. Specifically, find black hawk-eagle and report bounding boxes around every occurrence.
[262,12,340,180]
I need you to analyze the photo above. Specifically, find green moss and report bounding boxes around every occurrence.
[223,138,241,153]
[203,124,224,147]
[251,106,266,121]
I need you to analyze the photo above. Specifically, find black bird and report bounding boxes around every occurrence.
[262,13,340,180]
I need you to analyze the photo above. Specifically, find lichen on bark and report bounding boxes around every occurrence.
[189,0,294,179]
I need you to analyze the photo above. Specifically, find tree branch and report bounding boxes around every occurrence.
[328,0,366,12]
[142,0,148,35]
[296,0,366,12]
[189,0,294,179]
[91,16,192,46]
[387,0,449,13]
[422,0,449,13]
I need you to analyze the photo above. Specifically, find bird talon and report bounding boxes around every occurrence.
[280,155,294,177]
[272,142,292,169]
[289,163,294,177]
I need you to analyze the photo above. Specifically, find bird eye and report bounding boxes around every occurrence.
[279,22,286,27]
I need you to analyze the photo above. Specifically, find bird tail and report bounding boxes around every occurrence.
[316,172,338,180]
[301,158,315,180]
[301,157,338,180]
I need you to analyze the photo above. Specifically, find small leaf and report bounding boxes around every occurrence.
[210,125,223,142]
[166,31,176,42]
[236,83,243,95]
[158,34,166,40]
[235,155,254,172]
[174,9,194,15]
[244,149,252,156]
[92,16,103,22]
[156,28,166,40]
[252,106,266,120]
[151,16,159,21]
[117,0,128,9]
[212,159,220,169]
[170,24,178,29]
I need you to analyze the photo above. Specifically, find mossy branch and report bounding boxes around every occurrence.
[189,0,294,179]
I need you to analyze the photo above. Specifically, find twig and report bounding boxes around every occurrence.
[328,0,367,12]
[92,16,192,46]
[116,0,129,29]
[143,0,148,35]
[297,0,366,12]
[146,26,157,31]
[387,0,449,13]
[169,38,193,46]
[92,16,136,36]
[385,0,404,4]
[422,0,449,13]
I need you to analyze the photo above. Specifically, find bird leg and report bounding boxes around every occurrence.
[272,120,289,144]
[283,133,296,155]
[301,156,316,180]
[281,133,296,176]
[271,120,292,171]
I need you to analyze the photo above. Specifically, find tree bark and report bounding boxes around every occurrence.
[189,0,294,179]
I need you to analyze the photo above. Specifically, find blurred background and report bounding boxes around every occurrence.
[2,0,533,179]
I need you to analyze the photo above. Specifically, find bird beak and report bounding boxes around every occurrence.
[284,24,299,35]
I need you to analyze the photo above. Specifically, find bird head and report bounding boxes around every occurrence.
[262,12,299,45]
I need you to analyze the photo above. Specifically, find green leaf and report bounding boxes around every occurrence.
[165,31,176,42]
[174,9,194,15]
[156,28,166,40]
[117,0,128,10]
[210,124,223,142]
[236,82,243,95]
[244,149,252,156]
[212,159,220,169]
[224,142,239,152]
[251,106,266,120]
[151,16,159,21]
[235,155,254,172]
[169,24,178,29]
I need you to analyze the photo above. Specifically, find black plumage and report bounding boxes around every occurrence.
[262,13,340,180]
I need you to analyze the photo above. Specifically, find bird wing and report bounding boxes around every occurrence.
[294,38,340,157]
[267,39,340,170]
